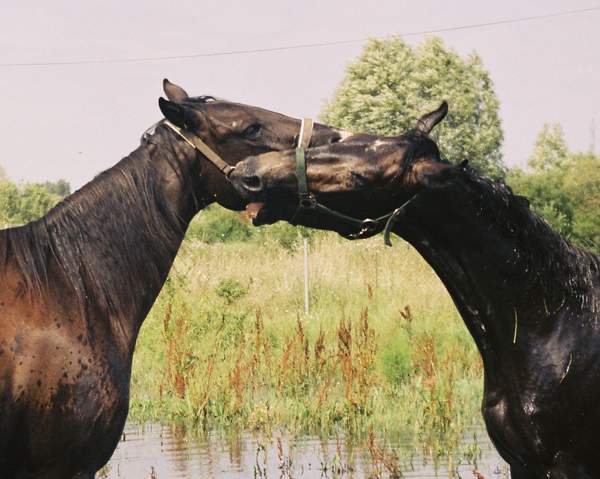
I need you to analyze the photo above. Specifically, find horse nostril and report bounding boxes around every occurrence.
[241,175,263,191]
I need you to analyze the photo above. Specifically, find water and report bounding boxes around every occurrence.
[100,423,509,478]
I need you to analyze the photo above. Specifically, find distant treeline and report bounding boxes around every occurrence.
[508,124,600,252]
[0,178,70,225]
[1,36,598,251]
[0,143,598,253]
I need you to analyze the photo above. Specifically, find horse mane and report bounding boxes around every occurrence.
[455,164,600,311]
[0,126,191,316]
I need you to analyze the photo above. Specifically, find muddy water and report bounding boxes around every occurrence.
[100,422,510,478]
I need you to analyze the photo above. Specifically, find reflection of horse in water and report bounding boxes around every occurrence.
[232,103,600,478]
[0,80,346,478]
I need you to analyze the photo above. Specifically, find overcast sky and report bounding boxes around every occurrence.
[0,0,599,188]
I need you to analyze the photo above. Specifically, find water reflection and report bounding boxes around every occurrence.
[100,423,509,478]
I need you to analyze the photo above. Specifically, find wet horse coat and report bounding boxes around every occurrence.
[0,80,346,478]
[231,104,600,478]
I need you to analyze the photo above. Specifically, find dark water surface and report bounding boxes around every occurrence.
[100,422,509,478]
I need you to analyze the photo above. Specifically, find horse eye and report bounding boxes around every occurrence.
[243,123,261,139]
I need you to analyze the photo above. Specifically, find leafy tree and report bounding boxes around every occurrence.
[320,36,505,178]
[528,123,569,171]
[0,174,68,225]
[509,124,600,251]
[0,181,20,225]
[562,152,600,249]
[508,164,573,237]
[40,179,71,197]
[0,164,7,182]
[17,184,62,223]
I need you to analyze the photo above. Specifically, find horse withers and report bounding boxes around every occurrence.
[231,104,600,479]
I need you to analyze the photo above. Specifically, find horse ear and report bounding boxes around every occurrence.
[163,78,189,102]
[158,97,197,130]
[415,101,448,135]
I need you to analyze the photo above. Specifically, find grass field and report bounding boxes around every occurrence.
[129,214,483,456]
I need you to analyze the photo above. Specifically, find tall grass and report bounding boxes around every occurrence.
[129,226,483,456]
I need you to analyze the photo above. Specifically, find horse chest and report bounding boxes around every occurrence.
[0,322,131,474]
[483,383,571,469]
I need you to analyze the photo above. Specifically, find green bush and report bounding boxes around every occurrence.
[186,204,320,251]
[508,124,600,252]
[379,329,413,385]
[186,206,252,243]
[255,222,316,251]
[215,278,249,305]
[0,176,70,225]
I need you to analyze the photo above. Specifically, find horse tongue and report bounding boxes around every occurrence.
[245,202,265,221]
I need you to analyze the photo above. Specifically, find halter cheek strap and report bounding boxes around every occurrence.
[163,120,236,178]
[296,118,314,206]
[293,118,419,245]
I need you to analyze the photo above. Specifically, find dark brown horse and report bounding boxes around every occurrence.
[0,80,347,479]
[231,105,600,478]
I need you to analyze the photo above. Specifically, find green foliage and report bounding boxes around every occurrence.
[527,123,569,171]
[378,328,412,385]
[254,221,315,251]
[186,206,252,243]
[562,152,600,249]
[0,181,20,225]
[508,124,600,251]
[0,166,71,226]
[508,167,574,237]
[39,179,71,197]
[17,184,63,223]
[320,36,505,178]
[215,278,249,305]
[186,205,317,250]
[130,237,482,451]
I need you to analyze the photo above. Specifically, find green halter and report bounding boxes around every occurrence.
[293,118,417,245]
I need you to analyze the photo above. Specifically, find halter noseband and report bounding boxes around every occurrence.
[293,119,417,245]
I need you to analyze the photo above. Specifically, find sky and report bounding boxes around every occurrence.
[0,0,599,188]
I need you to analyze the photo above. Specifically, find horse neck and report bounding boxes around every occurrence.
[13,133,201,354]
[396,171,596,367]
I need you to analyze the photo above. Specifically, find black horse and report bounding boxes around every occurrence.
[0,80,346,479]
[231,104,600,478]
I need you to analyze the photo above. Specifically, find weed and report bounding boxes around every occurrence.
[129,233,482,451]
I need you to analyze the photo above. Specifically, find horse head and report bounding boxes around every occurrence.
[230,102,450,237]
[157,79,351,211]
